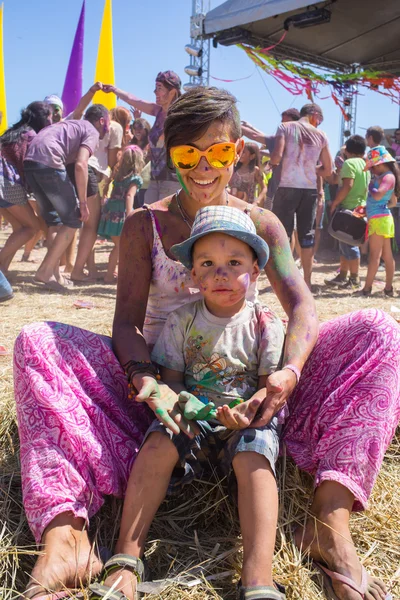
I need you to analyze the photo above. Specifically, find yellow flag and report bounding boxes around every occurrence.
[0,3,7,134]
[93,0,116,110]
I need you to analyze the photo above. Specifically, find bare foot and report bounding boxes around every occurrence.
[23,515,103,599]
[294,514,388,600]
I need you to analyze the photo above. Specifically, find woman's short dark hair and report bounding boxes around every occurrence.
[164,87,241,163]
[0,101,51,145]
[345,135,366,156]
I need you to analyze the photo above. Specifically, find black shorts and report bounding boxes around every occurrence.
[66,164,99,198]
[273,187,317,248]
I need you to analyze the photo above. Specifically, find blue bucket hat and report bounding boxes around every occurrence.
[171,205,269,270]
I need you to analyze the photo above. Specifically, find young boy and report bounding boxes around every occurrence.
[325,135,370,289]
[95,206,287,600]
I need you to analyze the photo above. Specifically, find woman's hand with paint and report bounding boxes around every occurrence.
[249,369,296,428]
[135,376,198,438]
[216,397,262,430]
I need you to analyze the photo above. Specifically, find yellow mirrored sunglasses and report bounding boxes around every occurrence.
[170,142,237,171]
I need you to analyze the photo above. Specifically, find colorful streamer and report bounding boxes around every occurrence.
[0,3,7,135]
[211,70,255,83]
[239,43,400,119]
[62,1,85,117]
[93,0,116,109]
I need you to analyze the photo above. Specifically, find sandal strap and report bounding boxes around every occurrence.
[103,553,145,583]
[238,584,286,600]
[90,582,129,600]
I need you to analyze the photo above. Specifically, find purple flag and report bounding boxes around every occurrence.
[62,1,85,116]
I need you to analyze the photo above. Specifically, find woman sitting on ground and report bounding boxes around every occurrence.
[15,87,398,600]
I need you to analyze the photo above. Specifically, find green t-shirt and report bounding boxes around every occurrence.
[339,157,370,209]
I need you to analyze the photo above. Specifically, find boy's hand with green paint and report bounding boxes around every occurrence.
[178,391,217,421]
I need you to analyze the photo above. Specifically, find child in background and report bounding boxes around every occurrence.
[362,146,399,296]
[97,145,144,283]
[325,135,370,290]
[97,206,287,600]
[230,142,267,205]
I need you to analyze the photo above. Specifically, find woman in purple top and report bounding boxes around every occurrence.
[0,102,52,274]
[103,71,182,204]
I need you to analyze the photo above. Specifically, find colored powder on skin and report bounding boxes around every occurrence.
[176,169,189,195]
[155,408,166,417]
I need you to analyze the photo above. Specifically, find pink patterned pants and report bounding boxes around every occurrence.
[14,310,400,544]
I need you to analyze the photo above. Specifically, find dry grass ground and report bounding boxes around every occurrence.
[1,229,400,599]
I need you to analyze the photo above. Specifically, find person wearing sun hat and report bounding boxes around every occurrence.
[114,204,287,600]
[362,145,399,296]
[171,204,270,269]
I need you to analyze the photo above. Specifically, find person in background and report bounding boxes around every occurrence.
[130,116,151,208]
[70,109,123,282]
[103,70,182,204]
[270,103,333,291]
[111,107,133,149]
[229,142,266,205]
[23,105,109,292]
[0,102,52,274]
[97,145,144,284]
[44,95,64,124]
[365,126,384,150]
[44,83,106,276]
[362,146,399,296]
[241,109,300,211]
[325,135,370,290]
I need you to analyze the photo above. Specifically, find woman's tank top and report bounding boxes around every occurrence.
[143,205,258,347]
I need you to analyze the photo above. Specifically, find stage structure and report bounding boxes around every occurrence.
[200,0,400,144]
[183,0,211,91]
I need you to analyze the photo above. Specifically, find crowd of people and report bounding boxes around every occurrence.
[1,76,400,600]
[1,78,399,300]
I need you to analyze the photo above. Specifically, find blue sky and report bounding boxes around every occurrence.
[3,0,400,150]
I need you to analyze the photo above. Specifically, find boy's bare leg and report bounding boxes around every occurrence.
[233,452,278,587]
[103,432,178,600]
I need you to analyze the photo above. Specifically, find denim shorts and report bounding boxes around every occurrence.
[339,240,360,260]
[24,161,82,228]
[142,417,281,495]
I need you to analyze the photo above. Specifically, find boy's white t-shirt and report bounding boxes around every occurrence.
[151,299,285,408]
